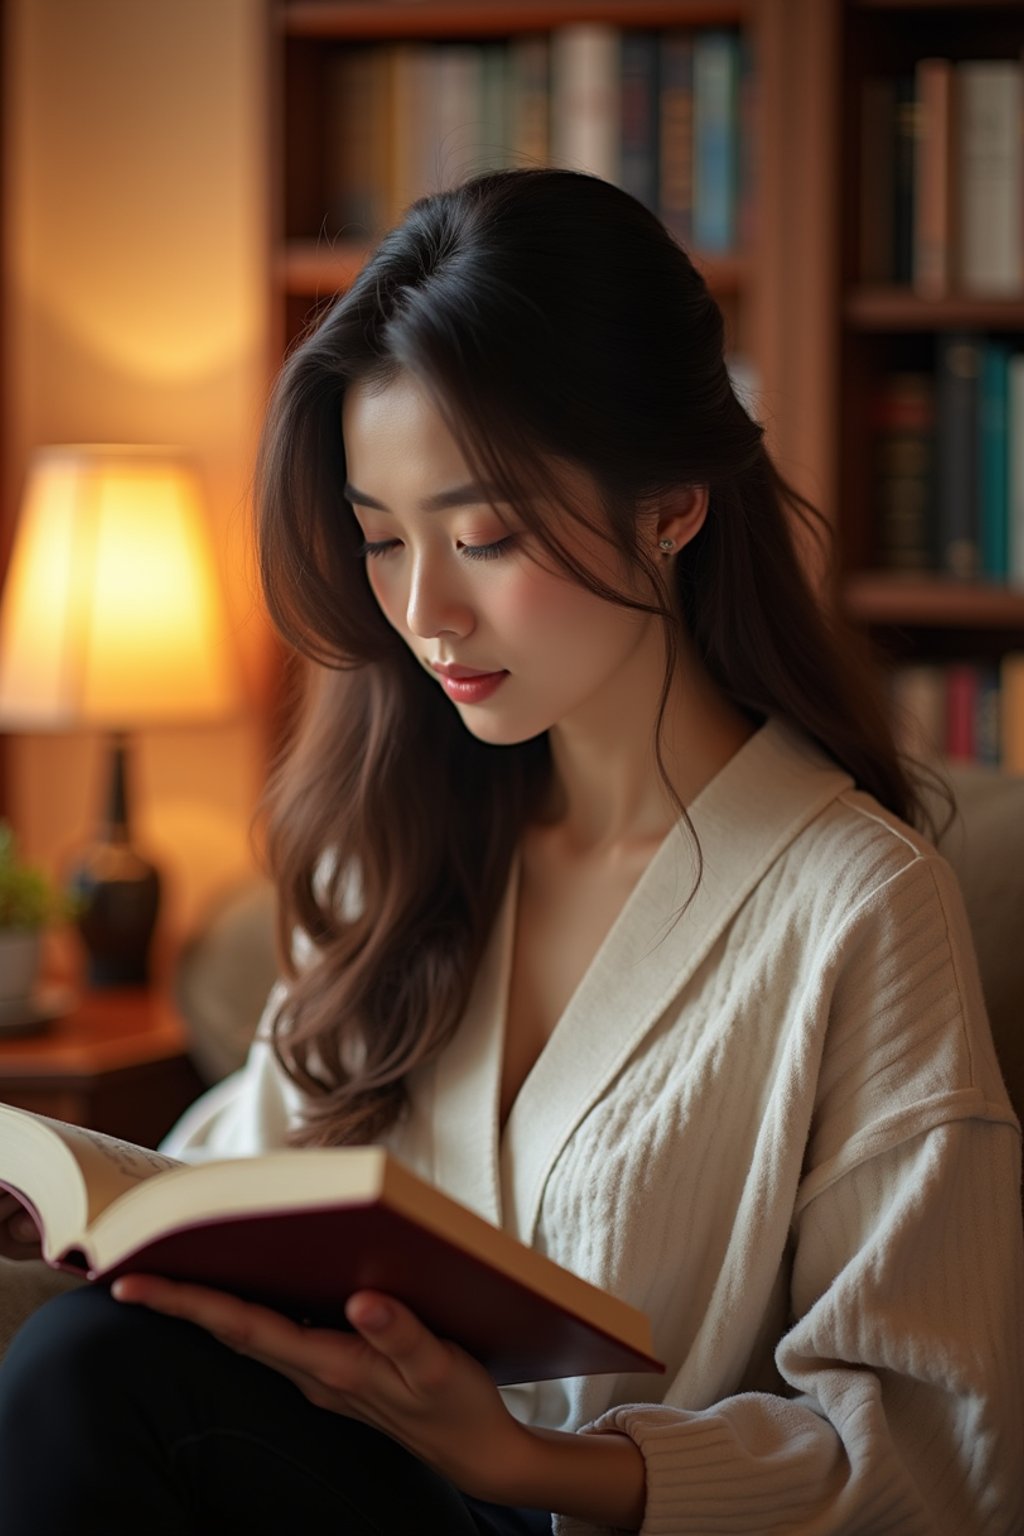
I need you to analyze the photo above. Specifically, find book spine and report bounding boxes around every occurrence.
[736,28,756,252]
[370,48,395,234]
[658,31,694,247]
[892,76,917,286]
[890,663,945,761]
[945,664,978,761]
[693,30,739,253]
[975,665,1002,768]
[550,24,621,182]
[428,46,474,191]
[936,332,981,579]
[1010,353,1024,589]
[860,77,895,283]
[416,46,443,197]
[325,48,380,238]
[384,45,426,228]
[477,43,510,174]
[1001,652,1024,772]
[913,58,954,299]
[619,30,659,212]
[958,61,1024,296]
[979,341,1011,580]
[510,35,550,167]
[871,372,935,572]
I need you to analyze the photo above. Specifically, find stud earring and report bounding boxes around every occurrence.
[658,537,675,552]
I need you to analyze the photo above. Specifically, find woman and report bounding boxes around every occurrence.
[1,168,1021,1534]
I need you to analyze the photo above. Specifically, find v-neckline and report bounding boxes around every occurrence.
[496,817,680,1139]
[425,716,856,1241]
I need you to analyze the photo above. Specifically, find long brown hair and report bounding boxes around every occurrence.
[255,168,943,1147]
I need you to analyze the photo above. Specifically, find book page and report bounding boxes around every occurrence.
[30,1115,182,1227]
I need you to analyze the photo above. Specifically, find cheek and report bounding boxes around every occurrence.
[364,564,405,633]
[501,567,615,652]
[497,558,594,628]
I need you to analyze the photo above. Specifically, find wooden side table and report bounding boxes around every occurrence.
[0,988,206,1148]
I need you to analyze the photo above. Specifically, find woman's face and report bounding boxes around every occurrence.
[341,372,659,748]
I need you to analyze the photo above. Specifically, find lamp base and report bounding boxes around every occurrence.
[68,839,161,987]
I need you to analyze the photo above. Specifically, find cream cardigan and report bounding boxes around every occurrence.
[163,718,1024,1535]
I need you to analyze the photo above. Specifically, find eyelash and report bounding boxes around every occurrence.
[356,537,517,563]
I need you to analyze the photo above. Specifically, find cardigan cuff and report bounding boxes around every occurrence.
[549,1398,849,1536]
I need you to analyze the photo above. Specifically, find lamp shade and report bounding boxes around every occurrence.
[0,445,239,730]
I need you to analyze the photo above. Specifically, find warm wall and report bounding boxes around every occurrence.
[2,0,272,967]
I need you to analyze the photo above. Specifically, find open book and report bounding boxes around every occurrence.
[0,1105,662,1386]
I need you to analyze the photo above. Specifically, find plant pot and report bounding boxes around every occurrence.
[0,929,42,1001]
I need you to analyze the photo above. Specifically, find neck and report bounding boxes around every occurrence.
[542,623,754,853]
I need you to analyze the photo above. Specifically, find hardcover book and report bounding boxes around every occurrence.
[936,332,981,580]
[958,61,1023,297]
[693,29,739,254]
[913,57,955,299]
[0,1105,662,1388]
[870,371,935,572]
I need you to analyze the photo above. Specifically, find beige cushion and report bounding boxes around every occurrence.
[174,878,278,1084]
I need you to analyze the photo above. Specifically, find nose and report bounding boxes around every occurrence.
[405,549,474,641]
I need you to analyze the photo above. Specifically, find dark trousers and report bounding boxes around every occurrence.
[0,1285,553,1535]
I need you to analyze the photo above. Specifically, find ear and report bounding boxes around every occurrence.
[652,485,709,556]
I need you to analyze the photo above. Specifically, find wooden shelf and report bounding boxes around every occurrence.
[844,574,1024,629]
[845,289,1024,331]
[852,0,1022,9]
[280,1,751,40]
[281,238,748,299]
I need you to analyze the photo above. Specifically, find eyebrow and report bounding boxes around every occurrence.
[343,481,504,514]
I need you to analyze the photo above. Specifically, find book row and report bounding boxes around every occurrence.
[860,57,1023,298]
[871,336,1024,583]
[889,655,1024,771]
[322,26,753,252]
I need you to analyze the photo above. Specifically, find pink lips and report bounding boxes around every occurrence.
[430,661,508,703]
[431,663,495,679]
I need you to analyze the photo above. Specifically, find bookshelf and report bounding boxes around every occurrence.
[833,0,1024,767]
[266,0,1024,770]
[269,0,803,423]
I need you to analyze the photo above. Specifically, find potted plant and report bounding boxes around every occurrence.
[0,822,62,1001]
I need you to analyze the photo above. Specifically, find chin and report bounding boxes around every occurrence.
[451,705,552,749]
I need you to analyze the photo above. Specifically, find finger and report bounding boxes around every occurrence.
[112,1277,304,1354]
[344,1291,453,1394]
[111,1275,370,1389]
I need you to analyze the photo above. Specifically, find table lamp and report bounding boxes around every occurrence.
[0,445,240,984]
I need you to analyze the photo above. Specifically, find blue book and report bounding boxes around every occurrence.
[975,665,1002,768]
[980,340,1011,580]
[620,31,659,213]
[693,31,740,253]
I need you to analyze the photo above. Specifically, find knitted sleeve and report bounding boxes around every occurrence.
[556,858,1024,1536]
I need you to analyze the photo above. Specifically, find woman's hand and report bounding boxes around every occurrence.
[110,1275,535,1505]
[0,1193,43,1262]
[112,1275,648,1525]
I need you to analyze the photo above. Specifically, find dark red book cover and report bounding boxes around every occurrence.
[64,1200,664,1387]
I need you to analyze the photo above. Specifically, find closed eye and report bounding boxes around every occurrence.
[355,539,400,559]
[355,537,518,562]
[459,536,517,561]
